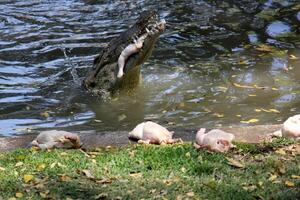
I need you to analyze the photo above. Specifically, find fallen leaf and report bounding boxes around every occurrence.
[8,198,17,200]
[15,192,23,198]
[261,108,280,113]
[118,114,127,121]
[96,178,113,184]
[181,167,187,173]
[213,113,224,118]
[82,169,95,179]
[60,152,68,156]
[16,155,25,161]
[226,157,245,168]
[0,166,6,171]
[271,87,279,91]
[233,83,254,89]
[291,175,300,179]
[129,172,142,178]
[23,174,34,183]
[285,181,295,187]
[50,162,56,168]
[39,193,47,198]
[94,193,108,199]
[36,163,46,171]
[268,174,277,181]
[268,109,280,113]
[185,152,191,157]
[289,54,298,60]
[240,119,259,124]
[59,174,71,182]
[40,111,50,118]
[256,44,274,52]
[275,148,286,155]
[242,185,257,191]
[15,162,23,167]
[186,192,194,197]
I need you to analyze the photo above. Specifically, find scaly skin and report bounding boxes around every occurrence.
[82,10,166,97]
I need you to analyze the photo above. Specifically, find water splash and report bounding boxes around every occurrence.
[61,47,81,86]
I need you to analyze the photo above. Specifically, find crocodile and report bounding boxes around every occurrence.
[82,10,166,97]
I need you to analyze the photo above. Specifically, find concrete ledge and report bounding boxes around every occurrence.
[0,124,282,152]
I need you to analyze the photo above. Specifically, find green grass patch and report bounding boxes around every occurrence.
[0,141,300,199]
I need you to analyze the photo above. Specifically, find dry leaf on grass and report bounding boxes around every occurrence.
[226,157,245,168]
[82,169,95,179]
[23,174,34,183]
[285,181,295,187]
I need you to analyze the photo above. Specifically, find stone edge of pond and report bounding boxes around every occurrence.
[0,124,282,152]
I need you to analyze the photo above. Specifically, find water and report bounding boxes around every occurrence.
[0,0,300,136]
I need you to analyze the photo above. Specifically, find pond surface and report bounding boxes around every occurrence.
[0,0,300,136]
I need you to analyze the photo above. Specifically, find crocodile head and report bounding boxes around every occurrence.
[122,11,166,73]
[83,10,166,97]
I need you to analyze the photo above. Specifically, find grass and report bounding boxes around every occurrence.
[0,138,299,200]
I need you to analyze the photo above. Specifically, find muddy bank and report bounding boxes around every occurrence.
[0,124,282,152]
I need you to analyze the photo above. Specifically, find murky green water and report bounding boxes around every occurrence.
[0,0,300,136]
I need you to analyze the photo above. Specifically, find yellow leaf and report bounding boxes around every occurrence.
[253,84,267,89]
[15,162,23,167]
[8,198,17,200]
[0,166,6,171]
[275,148,286,155]
[289,54,298,60]
[226,157,245,168]
[261,108,280,113]
[269,109,280,113]
[285,181,295,187]
[36,163,46,171]
[50,162,56,168]
[255,109,262,112]
[15,192,23,198]
[233,83,254,89]
[236,114,242,117]
[249,94,257,97]
[181,167,187,173]
[16,155,25,161]
[268,174,277,181]
[291,175,300,179]
[59,174,71,182]
[213,113,224,118]
[217,86,228,92]
[203,108,211,113]
[129,172,142,178]
[60,152,68,156]
[185,152,191,158]
[23,174,34,183]
[271,87,279,91]
[240,119,259,124]
[40,111,50,118]
[256,44,274,52]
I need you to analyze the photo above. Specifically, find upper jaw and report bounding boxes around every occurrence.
[134,12,166,40]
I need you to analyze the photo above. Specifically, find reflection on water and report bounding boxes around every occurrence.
[0,0,300,136]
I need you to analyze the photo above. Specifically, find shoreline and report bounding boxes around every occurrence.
[0,124,282,152]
